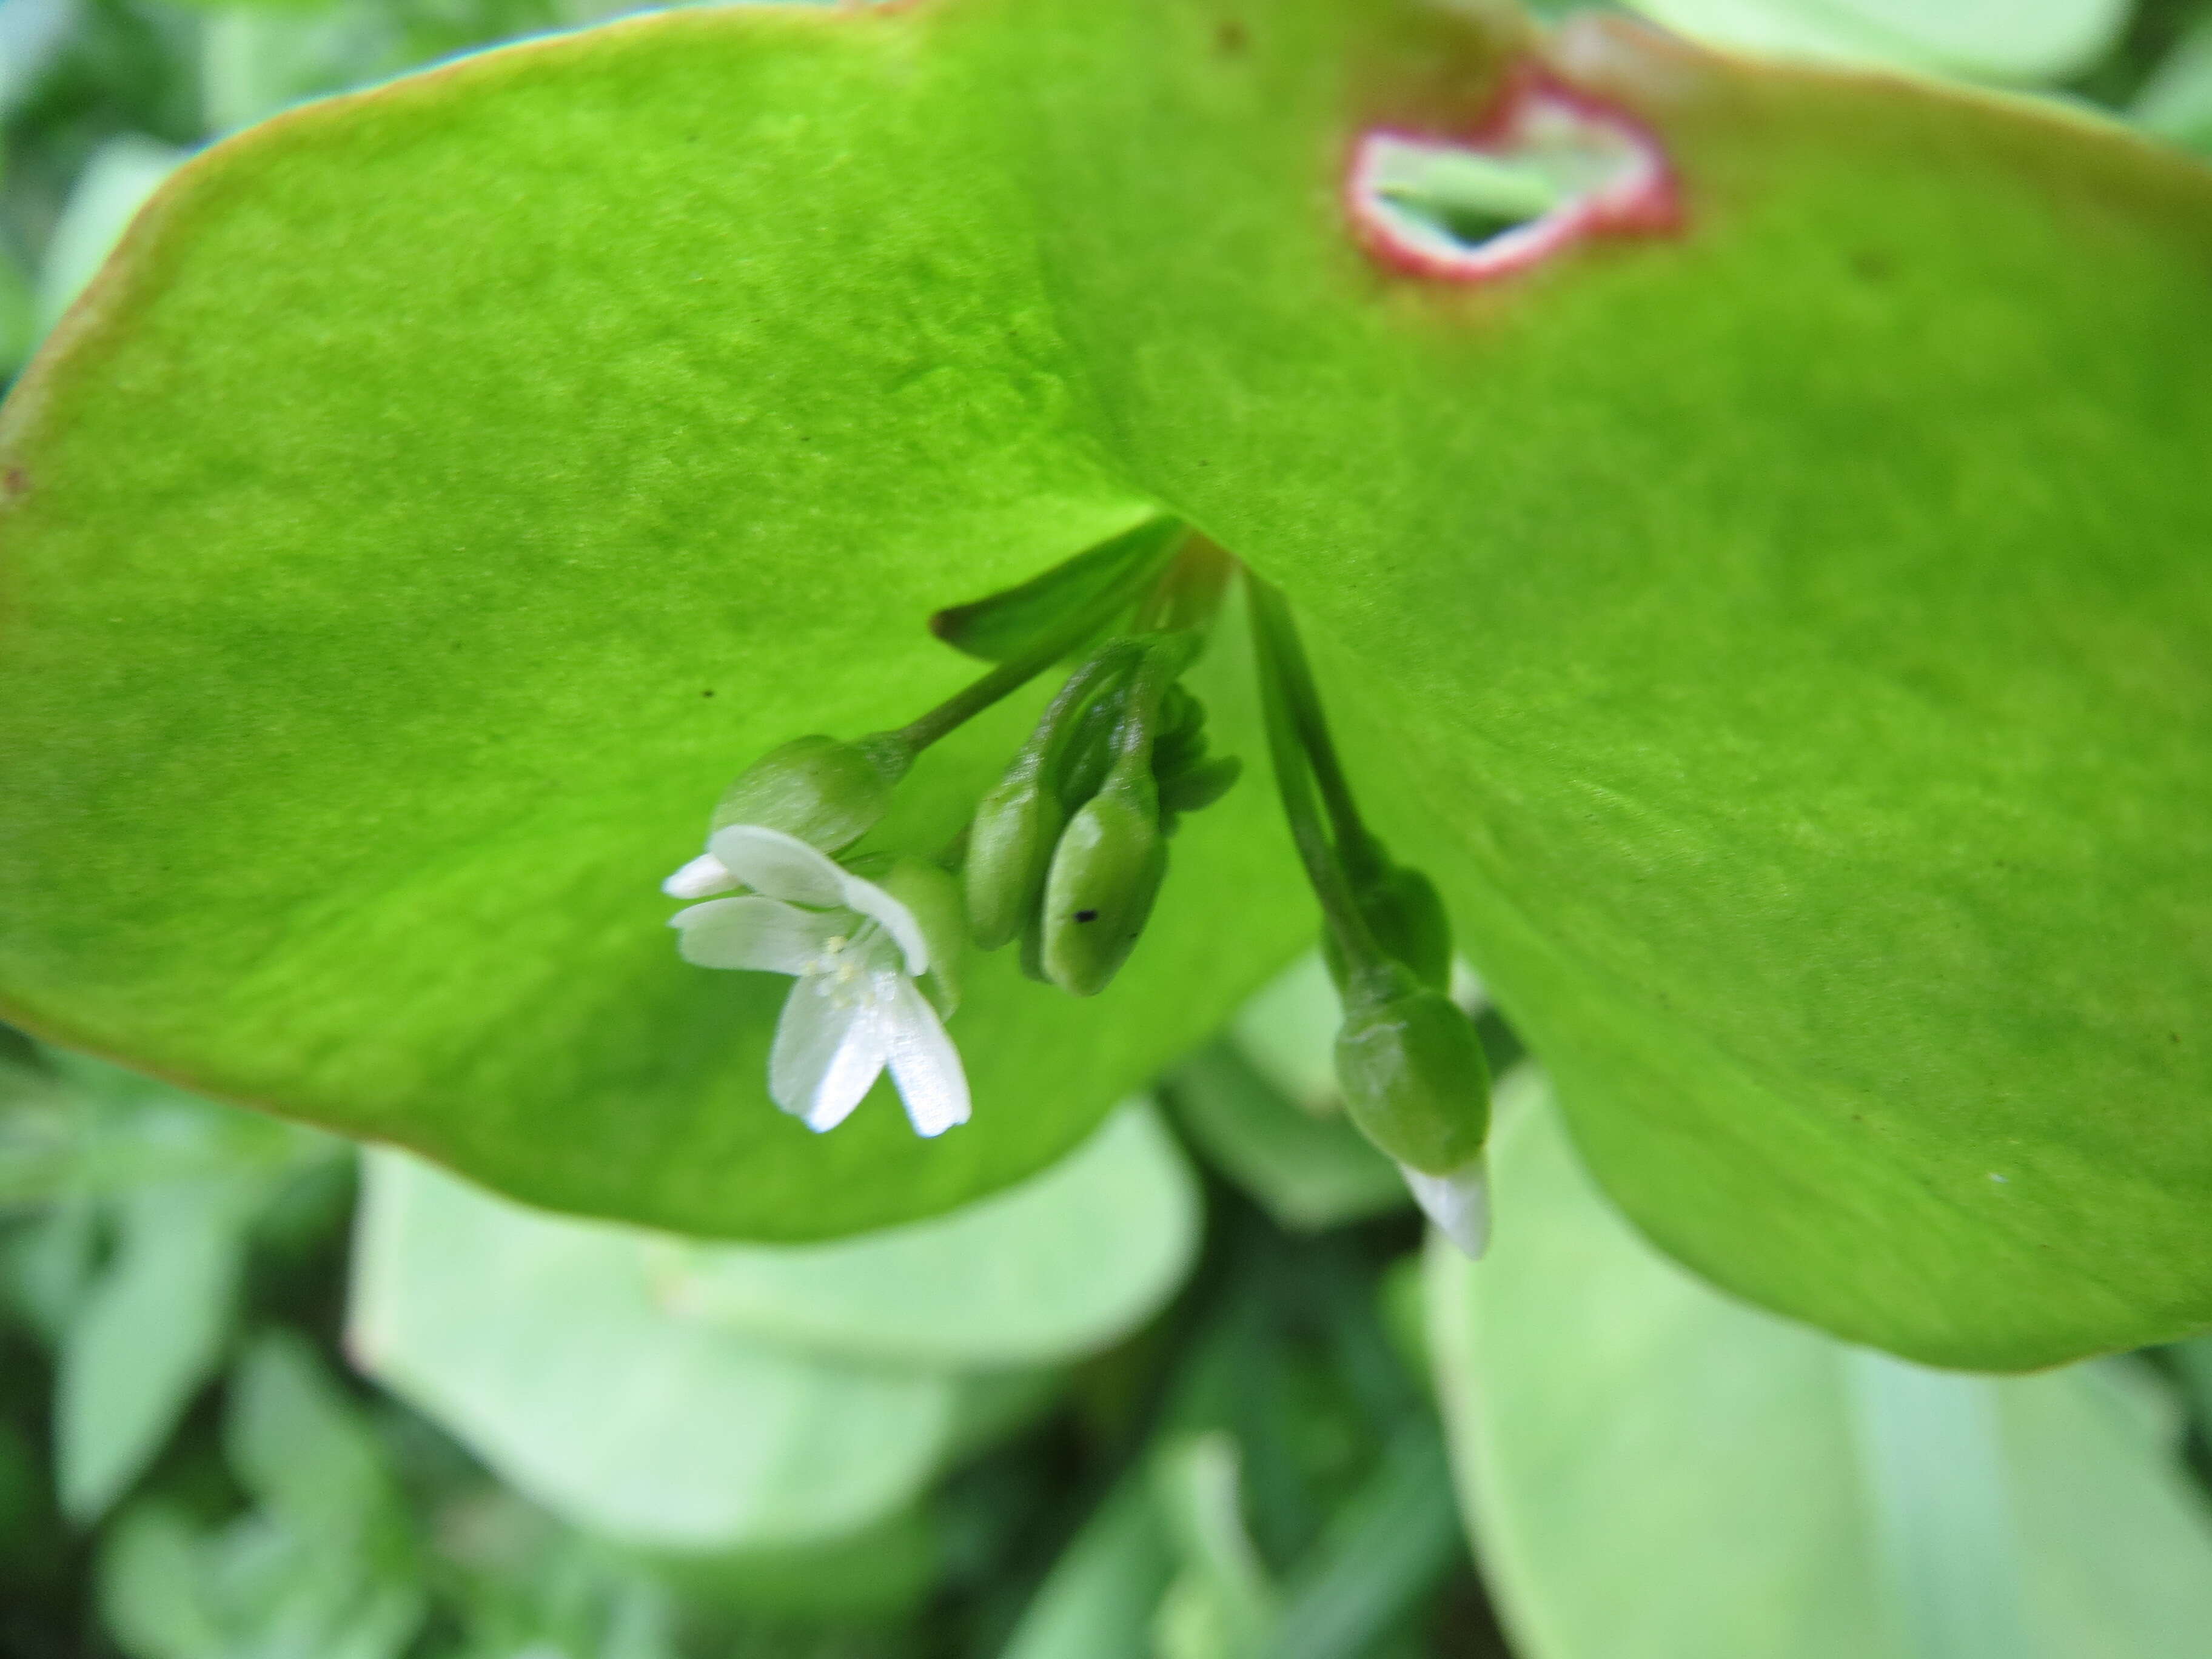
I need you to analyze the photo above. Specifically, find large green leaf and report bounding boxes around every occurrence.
[6,0,2212,1365]
[1424,1072,2212,1659]
[0,6,1310,1242]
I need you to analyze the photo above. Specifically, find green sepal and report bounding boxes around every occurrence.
[1322,861,1453,995]
[709,732,914,853]
[964,772,1064,952]
[928,516,1185,663]
[1148,684,1208,782]
[1333,965,1491,1176]
[1040,773,1168,998]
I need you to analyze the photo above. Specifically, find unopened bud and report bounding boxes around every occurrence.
[709,733,914,853]
[1323,862,1452,993]
[878,856,967,1017]
[1333,967,1490,1176]
[1039,775,1166,996]
[964,772,1064,951]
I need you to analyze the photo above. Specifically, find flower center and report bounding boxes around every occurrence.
[808,921,890,1007]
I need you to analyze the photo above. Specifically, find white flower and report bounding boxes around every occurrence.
[1400,1156,1490,1259]
[664,825,970,1138]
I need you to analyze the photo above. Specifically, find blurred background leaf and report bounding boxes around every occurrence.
[1426,1070,2212,1659]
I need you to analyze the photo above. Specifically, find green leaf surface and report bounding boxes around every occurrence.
[58,1178,252,1523]
[8,0,2212,1365]
[643,1099,1198,1367]
[0,3,1308,1244]
[1425,1072,2212,1659]
[347,1147,962,1550]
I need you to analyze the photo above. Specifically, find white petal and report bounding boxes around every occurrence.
[880,973,970,1137]
[706,824,849,908]
[839,871,931,976]
[770,979,888,1133]
[662,851,739,899]
[670,896,839,975]
[1401,1158,1490,1259]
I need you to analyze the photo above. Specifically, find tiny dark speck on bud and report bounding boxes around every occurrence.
[1074,909,1099,923]
[2,466,26,497]
[1215,18,1247,55]
[702,689,715,699]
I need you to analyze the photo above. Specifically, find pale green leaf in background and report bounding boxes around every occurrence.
[1169,1044,1407,1235]
[349,1148,961,1552]
[2133,16,2212,153]
[645,1100,1198,1368]
[98,1333,427,1659]
[34,134,181,335]
[1228,953,1343,1118]
[1151,1432,1278,1659]
[0,0,77,119]
[99,1504,232,1659]
[998,1479,1176,1659]
[1627,0,2131,84]
[1424,1072,2212,1659]
[58,1178,252,1524]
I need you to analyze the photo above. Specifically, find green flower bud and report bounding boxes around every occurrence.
[1040,773,1166,997]
[877,856,967,1017]
[709,732,914,853]
[964,771,1064,951]
[1333,965,1490,1175]
[1054,679,1128,809]
[1322,861,1452,993]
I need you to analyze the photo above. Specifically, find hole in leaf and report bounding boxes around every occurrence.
[1348,72,1677,283]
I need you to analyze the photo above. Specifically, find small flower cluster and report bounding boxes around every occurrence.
[658,528,1495,1258]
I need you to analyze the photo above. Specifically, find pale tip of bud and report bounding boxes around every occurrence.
[1401,1157,1490,1259]
[662,851,739,899]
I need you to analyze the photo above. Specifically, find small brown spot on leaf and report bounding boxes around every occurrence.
[2,467,26,498]
[1215,18,1247,55]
